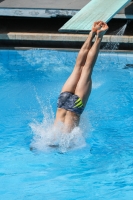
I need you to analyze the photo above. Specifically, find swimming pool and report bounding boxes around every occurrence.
[0,49,133,199]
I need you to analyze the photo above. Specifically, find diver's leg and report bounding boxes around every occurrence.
[75,22,109,106]
[61,22,102,93]
[61,33,95,93]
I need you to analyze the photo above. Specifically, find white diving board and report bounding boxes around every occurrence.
[59,0,131,33]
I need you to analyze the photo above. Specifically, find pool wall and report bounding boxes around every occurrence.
[0,33,133,50]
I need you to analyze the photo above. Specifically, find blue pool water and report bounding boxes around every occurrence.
[0,49,133,199]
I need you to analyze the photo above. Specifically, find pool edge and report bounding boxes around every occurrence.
[0,33,133,50]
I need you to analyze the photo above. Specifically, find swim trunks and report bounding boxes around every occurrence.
[57,92,84,115]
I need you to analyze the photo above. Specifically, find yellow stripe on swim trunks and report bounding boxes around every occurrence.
[74,98,83,108]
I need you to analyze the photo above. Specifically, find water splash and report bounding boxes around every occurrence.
[30,118,86,153]
[103,23,127,51]
[30,91,88,153]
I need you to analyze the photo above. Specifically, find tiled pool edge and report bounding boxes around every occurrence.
[0,33,133,50]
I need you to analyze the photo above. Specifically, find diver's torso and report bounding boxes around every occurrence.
[55,108,80,132]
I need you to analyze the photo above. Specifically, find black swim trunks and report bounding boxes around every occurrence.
[57,92,84,115]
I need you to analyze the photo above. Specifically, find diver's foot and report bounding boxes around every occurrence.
[90,21,103,36]
[96,22,109,38]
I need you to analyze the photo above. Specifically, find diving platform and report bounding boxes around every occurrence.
[59,0,131,33]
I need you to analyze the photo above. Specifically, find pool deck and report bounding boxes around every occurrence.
[0,0,133,49]
[0,32,132,50]
[0,0,132,18]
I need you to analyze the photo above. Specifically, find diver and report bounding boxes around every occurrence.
[54,21,109,133]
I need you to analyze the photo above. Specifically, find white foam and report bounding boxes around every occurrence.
[30,117,87,153]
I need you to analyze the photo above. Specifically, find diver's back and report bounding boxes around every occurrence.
[55,108,80,132]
